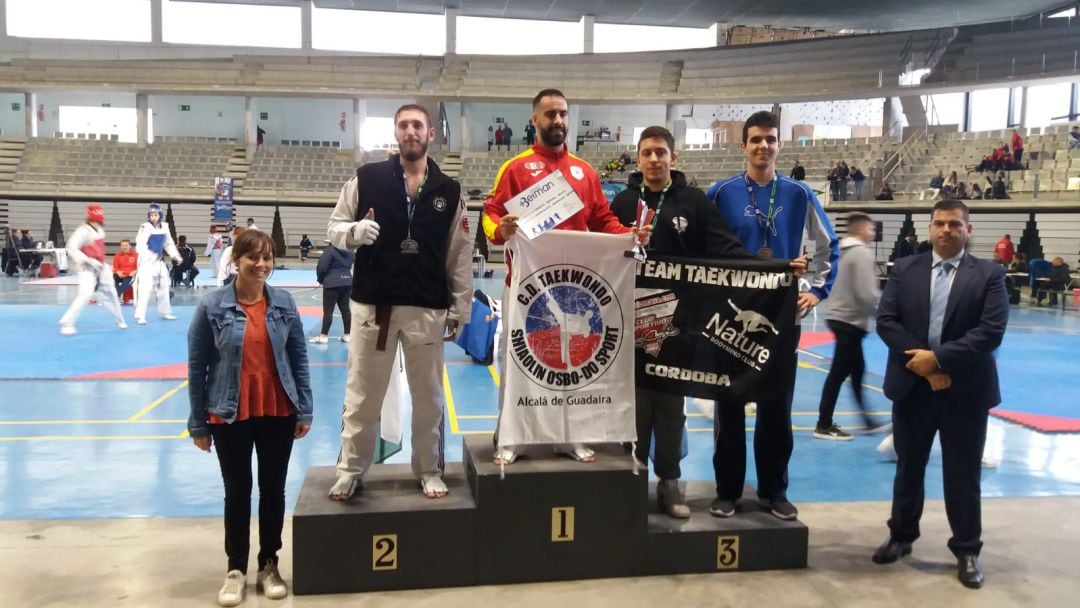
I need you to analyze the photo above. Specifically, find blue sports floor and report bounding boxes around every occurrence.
[1,268,1079,520]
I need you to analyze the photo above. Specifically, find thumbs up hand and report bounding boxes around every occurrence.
[352,208,380,246]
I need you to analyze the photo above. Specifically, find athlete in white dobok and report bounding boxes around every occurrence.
[134,203,182,325]
[59,204,128,335]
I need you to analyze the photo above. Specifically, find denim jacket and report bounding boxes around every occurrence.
[187,283,313,437]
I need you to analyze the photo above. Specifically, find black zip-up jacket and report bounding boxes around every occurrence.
[349,156,463,309]
[610,170,750,258]
[316,244,354,289]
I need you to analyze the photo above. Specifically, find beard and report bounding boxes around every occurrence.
[399,139,429,162]
[539,125,565,147]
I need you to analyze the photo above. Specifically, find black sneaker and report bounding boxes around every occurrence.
[813,425,853,441]
[709,497,736,518]
[768,498,799,520]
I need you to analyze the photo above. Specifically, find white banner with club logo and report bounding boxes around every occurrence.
[498,230,637,448]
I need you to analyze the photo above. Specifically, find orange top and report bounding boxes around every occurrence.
[209,298,295,424]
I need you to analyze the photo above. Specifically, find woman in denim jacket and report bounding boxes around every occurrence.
[188,229,313,607]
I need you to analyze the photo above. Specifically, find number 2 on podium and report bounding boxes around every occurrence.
[551,506,575,542]
[716,535,740,570]
[372,534,398,571]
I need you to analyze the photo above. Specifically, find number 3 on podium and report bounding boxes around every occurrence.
[716,535,740,570]
[372,534,398,571]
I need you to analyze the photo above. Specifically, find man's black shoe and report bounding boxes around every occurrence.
[958,555,984,589]
[767,498,798,520]
[871,538,913,564]
[709,497,736,518]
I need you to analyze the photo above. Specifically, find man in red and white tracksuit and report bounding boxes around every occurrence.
[59,204,127,335]
[482,88,638,466]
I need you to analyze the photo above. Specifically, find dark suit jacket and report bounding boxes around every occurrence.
[876,251,1008,409]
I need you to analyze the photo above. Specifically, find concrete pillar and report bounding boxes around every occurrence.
[0,0,8,38]
[446,8,457,55]
[244,96,256,161]
[353,98,366,163]
[568,104,581,152]
[582,15,595,54]
[1019,86,1029,129]
[150,0,162,43]
[300,0,313,50]
[713,22,730,47]
[136,93,149,148]
[962,91,972,132]
[459,102,469,152]
[24,92,37,138]
[665,105,686,151]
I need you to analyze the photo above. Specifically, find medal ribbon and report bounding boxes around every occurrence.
[744,172,778,249]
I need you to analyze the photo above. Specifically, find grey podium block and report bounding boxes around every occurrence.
[292,464,476,595]
[646,481,808,575]
[463,434,648,584]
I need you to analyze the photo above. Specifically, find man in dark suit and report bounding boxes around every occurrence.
[873,199,1008,589]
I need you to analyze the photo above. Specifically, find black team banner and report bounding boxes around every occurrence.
[634,254,799,402]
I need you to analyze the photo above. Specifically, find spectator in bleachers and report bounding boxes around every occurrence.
[994,234,1015,265]
[171,235,199,287]
[495,125,504,150]
[309,242,353,344]
[205,226,224,278]
[619,147,633,167]
[487,126,494,151]
[988,171,1009,199]
[246,217,260,232]
[525,120,536,146]
[969,152,995,174]
[970,182,985,199]
[851,164,866,200]
[298,234,313,261]
[1038,257,1071,307]
[875,181,895,201]
[791,160,805,181]
[992,143,1009,171]
[835,161,849,201]
[256,125,266,148]
[956,181,969,199]
[942,171,959,198]
[920,170,945,200]
[503,124,513,149]
[896,231,918,259]
[1011,129,1024,165]
[1069,126,1080,150]
[828,162,840,200]
[112,239,138,303]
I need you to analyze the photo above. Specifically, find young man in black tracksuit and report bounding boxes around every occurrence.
[610,126,752,518]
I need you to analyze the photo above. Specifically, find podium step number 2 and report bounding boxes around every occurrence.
[372,534,398,571]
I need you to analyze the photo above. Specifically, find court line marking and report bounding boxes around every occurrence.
[443,367,461,435]
[127,380,189,421]
[0,419,187,426]
[0,434,187,442]
[487,364,501,387]
[798,361,885,393]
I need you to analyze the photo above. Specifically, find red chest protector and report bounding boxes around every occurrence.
[81,238,106,263]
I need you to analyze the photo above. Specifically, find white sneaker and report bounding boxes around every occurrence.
[162,313,177,320]
[256,563,288,600]
[217,570,246,607]
[116,321,128,329]
[876,434,898,462]
[59,325,77,336]
[339,335,350,343]
[308,335,328,344]
[745,402,758,415]
[136,318,147,325]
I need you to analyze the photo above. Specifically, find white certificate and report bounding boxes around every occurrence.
[504,169,585,240]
